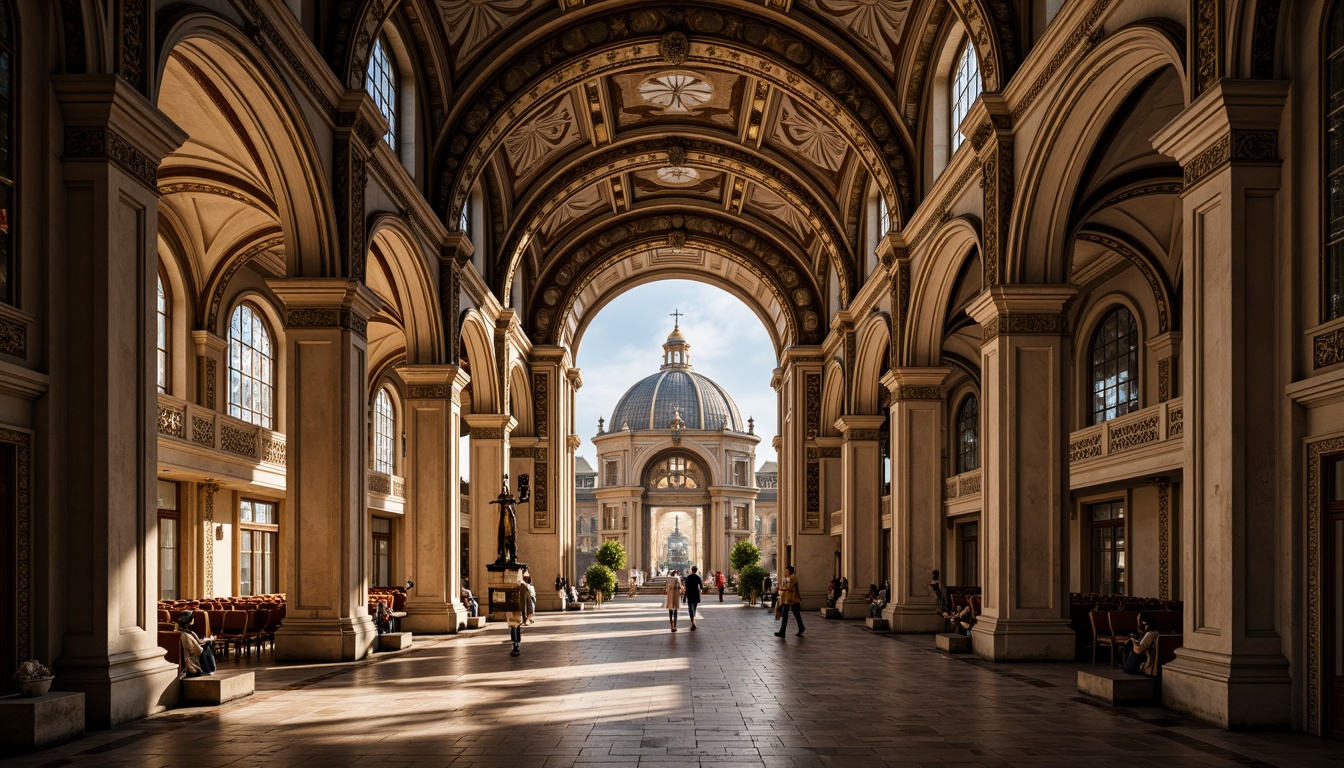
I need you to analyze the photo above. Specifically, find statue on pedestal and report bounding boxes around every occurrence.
[490,473,531,565]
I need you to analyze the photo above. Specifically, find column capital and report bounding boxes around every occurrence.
[191,329,226,356]
[1151,79,1288,190]
[881,366,951,399]
[1145,331,1182,359]
[335,90,390,152]
[464,413,517,440]
[834,414,886,441]
[966,285,1076,340]
[398,364,469,399]
[567,434,582,452]
[53,74,188,191]
[876,232,910,272]
[266,278,385,337]
[567,367,584,390]
[779,345,825,368]
[441,233,474,266]
[964,92,1013,152]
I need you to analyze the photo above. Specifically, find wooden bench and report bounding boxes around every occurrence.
[180,671,255,706]
[936,632,971,653]
[1077,669,1159,705]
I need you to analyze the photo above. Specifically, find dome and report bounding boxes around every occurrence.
[608,324,745,431]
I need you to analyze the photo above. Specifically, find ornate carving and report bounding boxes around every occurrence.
[471,427,504,440]
[805,373,822,438]
[368,472,392,495]
[1167,404,1183,437]
[157,406,186,439]
[1157,479,1171,600]
[959,471,981,496]
[1107,414,1160,453]
[236,0,337,116]
[1184,130,1277,187]
[1158,358,1171,402]
[534,462,549,525]
[804,461,821,531]
[806,447,842,460]
[533,372,549,438]
[1010,0,1115,121]
[407,384,450,399]
[893,386,942,401]
[285,308,369,338]
[118,0,147,93]
[205,237,284,329]
[205,358,217,411]
[192,415,215,446]
[262,436,286,466]
[1,428,32,659]
[844,429,882,442]
[1314,326,1344,369]
[392,476,406,497]
[220,423,257,458]
[982,313,1065,342]
[944,477,958,501]
[201,481,221,597]
[1194,0,1220,96]
[979,134,1013,286]
[63,126,159,189]
[1076,228,1174,334]
[1250,0,1282,79]
[1069,432,1102,462]
[0,313,27,358]
[661,31,689,65]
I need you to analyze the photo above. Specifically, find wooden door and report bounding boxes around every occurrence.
[1327,456,1344,739]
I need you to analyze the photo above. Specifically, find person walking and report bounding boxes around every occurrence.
[714,569,727,602]
[682,566,704,630]
[523,573,537,625]
[664,569,682,632]
[774,565,804,637]
[628,567,639,598]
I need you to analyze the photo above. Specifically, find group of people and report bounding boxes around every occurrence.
[555,575,582,607]
[655,567,731,631]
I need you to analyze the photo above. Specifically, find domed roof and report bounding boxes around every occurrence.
[608,324,744,432]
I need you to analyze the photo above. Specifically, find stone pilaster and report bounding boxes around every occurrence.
[1147,332,1182,402]
[398,365,469,634]
[774,347,826,608]
[52,74,186,727]
[835,414,886,619]
[266,278,383,662]
[465,412,516,615]
[966,95,1014,287]
[966,285,1076,660]
[883,367,950,633]
[525,346,576,610]
[1151,78,1291,729]
[191,331,226,411]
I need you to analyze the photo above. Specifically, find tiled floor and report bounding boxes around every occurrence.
[7,597,1341,767]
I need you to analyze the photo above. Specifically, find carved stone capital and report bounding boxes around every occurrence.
[966,285,1075,342]
[399,364,470,398]
[267,279,385,340]
[464,413,517,441]
[53,75,188,191]
[1151,79,1288,191]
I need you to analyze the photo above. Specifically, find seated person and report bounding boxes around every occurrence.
[1120,613,1160,675]
[461,586,479,618]
[373,601,393,634]
[826,577,842,608]
[176,610,216,677]
[943,604,975,635]
[869,584,888,618]
[567,584,581,608]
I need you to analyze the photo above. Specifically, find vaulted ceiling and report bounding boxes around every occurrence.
[331,0,1025,348]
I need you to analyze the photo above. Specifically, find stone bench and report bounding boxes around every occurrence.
[378,631,412,651]
[935,632,971,653]
[819,607,841,619]
[1077,669,1159,705]
[465,616,488,628]
[180,671,255,706]
[865,617,890,631]
[0,691,85,750]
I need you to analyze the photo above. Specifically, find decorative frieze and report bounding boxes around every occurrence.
[805,373,822,438]
[1107,414,1160,453]
[1168,404,1183,436]
[892,386,942,401]
[843,429,882,442]
[533,464,549,526]
[1184,130,1279,187]
[0,312,27,358]
[1194,0,1221,97]
[191,415,214,446]
[220,423,258,458]
[982,313,1066,342]
[804,461,821,531]
[261,435,286,466]
[285,307,369,338]
[533,372,549,438]
[407,384,450,399]
[1313,326,1344,369]
[806,447,841,461]
[1069,432,1102,462]
[63,126,159,190]
[470,427,504,440]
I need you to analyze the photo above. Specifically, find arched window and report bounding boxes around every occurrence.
[366,36,397,151]
[157,270,170,394]
[228,303,275,429]
[0,1,16,304]
[1089,306,1140,425]
[373,388,395,474]
[955,395,979,474]
[1326,1,1344,319]
[950,40,981,153]
[647,454,706,489]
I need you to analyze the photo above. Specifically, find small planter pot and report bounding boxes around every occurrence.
[18,676,53,697]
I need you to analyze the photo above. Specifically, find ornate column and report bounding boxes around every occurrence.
[191,331,226,410]
[52,75,186,727]
[774,347,826,607]
[966,285,1076,660]
[200,481,222,599]
[525,346,574,610]
[465,412,515,615]
[267,278,382,662]
[883,368,950,632]
[398,365,469,634]
[1151,78,1291,728]
[835,414,886,618]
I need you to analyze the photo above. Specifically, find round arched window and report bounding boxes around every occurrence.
[1089,306,1140,425]
[646,454,707,489]
[955,395,979,474]
[228,303,275,428]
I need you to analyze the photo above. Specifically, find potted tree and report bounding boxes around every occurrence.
[13,659,54,697]
[584,563,617,607]
[730,540,764,605]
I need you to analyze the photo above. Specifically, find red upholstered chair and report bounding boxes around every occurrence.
[218,610,250,660]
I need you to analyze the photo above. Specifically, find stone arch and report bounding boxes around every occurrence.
[1074,224,1178,335]
[820,360,846,437]
[1008,22,1186,285]
[1072,293,1148,428]
[637,445,720,488]
[459,309,499,414]
[852,313,891,416]
[156,12,339,279]
[156,232,198,399]
[508,362,533,436]
[367,213,444,364]
[944,0,1024,93]
[908,215,983,367]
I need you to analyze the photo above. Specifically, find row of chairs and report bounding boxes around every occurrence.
[1088,608,1183,675]
[158,605,284,660]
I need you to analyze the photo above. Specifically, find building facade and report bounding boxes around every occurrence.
[0,0,1338,739]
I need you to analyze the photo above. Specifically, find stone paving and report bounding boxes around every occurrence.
[6,596,1341,767]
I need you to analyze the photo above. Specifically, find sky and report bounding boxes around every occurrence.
[572,281,779,470]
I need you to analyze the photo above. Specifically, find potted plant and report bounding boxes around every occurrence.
[13,659,54,697]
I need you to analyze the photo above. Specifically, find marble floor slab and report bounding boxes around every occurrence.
[5,597,1340,767]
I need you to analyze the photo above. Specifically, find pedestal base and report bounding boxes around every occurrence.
[886,604,945,633]
[180,672,255,705]
[838,599,869,620]
[274,615,377,662]
[1078,670,1158,705]
[402,599,466,634]
[865,617,890,631]
[970,616,1075,661]
[1159,647,1291,728]
[936,633,972,653]
[55,647,180,728]
[377,632,413,651]
[465,616,488,628]
[0,692,85,749]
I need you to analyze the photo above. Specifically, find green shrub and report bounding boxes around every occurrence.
[585,564,617,601]
[729,539,762,572]
[737,564,768,604]
[595,540,628,571]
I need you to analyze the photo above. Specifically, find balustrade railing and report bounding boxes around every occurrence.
[156,393,286,468]
[1068,398,1183,465]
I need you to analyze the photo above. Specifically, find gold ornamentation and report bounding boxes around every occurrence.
[157,406,185,439]
[660,31,689,65]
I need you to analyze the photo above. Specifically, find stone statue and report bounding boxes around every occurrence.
[491,475,518,565]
